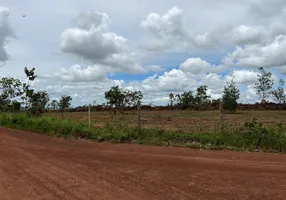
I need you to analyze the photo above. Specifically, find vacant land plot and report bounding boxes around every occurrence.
[0,128,286,200]
[45,110,286,132]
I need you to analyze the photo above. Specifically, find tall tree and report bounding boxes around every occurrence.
[22,67,37,111]
[58,95,72,118]
[105,86,125,112]
[175,94,181,105]
[124,90,143,107]
[28,91,50,116]
[195,85,210,105]
[50,100,59,110]
[272,79,286,104]
[180,91,194,105]
[254,67,274,103]
[169,93,174,106]
[105,86,143,113]
[194,85,211,110]
[0,77,23,111]
[222,79,240,113]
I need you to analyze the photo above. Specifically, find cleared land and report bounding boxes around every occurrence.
[45,110,286,132]
[1,127,286,200]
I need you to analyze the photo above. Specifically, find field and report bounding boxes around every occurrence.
[45,110,286,132]
[1,127,286,200]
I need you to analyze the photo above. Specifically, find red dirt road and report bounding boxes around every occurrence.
[1,128,286,200]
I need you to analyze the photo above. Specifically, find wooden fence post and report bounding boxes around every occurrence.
[88,105,91,128]
[137,100,142,135]
[219,99,224,130]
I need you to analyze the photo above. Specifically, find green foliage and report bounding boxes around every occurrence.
[49,100,59,110]
[180,91,194,105]
[0,113,285,152]
[105,85,143,112]
[28,91,50,116]
[22,67,37,113]
[170,85,211,108]
[223,79,240,113]
[255,67,274,103]
[0,77,23,111]
[272,79,286,104]
[194,85,211,105]
[169,93,175,106]
[58,95,72,112]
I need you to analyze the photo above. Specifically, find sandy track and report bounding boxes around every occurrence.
[0,128,286,200]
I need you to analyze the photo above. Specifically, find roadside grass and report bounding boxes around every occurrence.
[1,113,286,153]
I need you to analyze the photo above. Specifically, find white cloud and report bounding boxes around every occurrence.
[60,11,127,61]
[277,66,286,75]
[139,7,228,52]
[141,69,197,93]
[249,0,286,18]
[139,7,190,51]
[180,57,225,74]
[147,65,164,72]
[224,35,286,68]
[0,7,13,62]
[60,10,145,74]
[225,70,258,84]
[232,25,267,45]
[53,64,106,82]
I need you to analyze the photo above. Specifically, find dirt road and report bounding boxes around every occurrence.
[0,128,286,200]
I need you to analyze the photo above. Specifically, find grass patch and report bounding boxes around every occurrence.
[1,113,286,153]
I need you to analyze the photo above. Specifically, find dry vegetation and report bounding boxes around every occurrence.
[45,110,286,133]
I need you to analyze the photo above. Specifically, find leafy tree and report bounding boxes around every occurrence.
[50,100,59,110]
[124,90,143,107]
[22,67,37,111]
[272,79,286,104]
[0,77,23,111]
[169,93,175,106]
[58,95,72,118]
[175,94,181,104]
[254,67,274,103]
[105,85,143,113]
[9,101,22,112]
[222,79,240,113]
[195,85,211,105]
[28,91,50,116]
[105,86,125,111]
[179,91,194,105]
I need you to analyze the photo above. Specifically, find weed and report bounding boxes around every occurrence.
[0,113,285,152]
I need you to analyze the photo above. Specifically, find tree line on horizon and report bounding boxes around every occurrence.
[0,66,285,116]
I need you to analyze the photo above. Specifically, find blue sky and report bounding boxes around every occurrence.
[1,0,286,106]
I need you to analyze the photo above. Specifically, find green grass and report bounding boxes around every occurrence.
[1,113,286,153]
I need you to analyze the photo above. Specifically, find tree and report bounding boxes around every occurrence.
[0,77,23,111]
[254,67,274,103]
[179,91,194,105]
[272,79,286,104]
[105,85,143,114]
[22,67,37,112]
[169,93,175,106]
[105,86,125,112]
[58,95,72,118]
[28,91,50,116]
[175,94,181,105]
[195,85,211,105]
[123,90,143,107]
[50,100,59,110]
[223,79,240,113]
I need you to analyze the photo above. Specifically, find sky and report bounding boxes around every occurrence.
[0,0,286,106]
